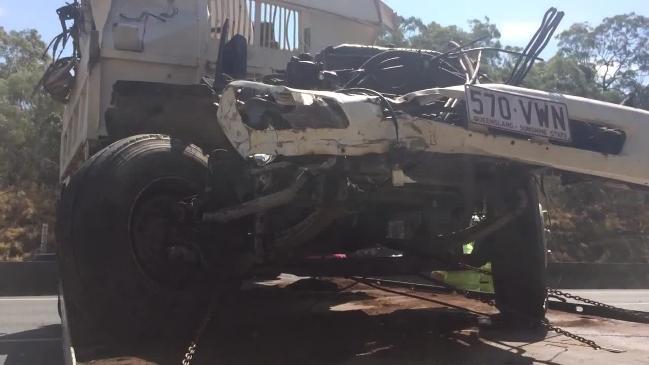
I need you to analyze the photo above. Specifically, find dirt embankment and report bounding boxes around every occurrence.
[544,176,649,263]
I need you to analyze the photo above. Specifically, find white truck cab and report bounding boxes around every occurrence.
[59,0,396,178]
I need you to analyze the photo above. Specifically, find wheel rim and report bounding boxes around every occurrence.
[129,177,204,290]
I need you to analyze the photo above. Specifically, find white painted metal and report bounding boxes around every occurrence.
[66,0,649,189]
[218,81,649,188]
[60,283,77,365]
[59,0,396,178]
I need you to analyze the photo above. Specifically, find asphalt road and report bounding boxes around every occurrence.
[566,290,649,311]
[1,290,648,365]
[0,296,62,365]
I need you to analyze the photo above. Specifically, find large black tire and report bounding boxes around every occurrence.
[484,174,547,322]
[56,135,217,348]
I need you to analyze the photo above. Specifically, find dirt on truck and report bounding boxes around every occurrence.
[44,1,649,363]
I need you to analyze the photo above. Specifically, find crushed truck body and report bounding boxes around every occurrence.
[47,1,649,362]
[217,81,649,186]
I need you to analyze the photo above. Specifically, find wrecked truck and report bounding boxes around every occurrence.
[50,0,649,352]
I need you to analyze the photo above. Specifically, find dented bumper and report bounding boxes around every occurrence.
[217,81,649,188]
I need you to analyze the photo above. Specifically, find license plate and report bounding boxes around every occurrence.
[465,85,571,142]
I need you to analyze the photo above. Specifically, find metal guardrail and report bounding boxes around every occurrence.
[547,263,649,289]
[0,261,58,295]
[0,261,648,295]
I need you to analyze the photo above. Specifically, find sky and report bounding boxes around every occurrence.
[383,0,648,56]
[0,0,647,57]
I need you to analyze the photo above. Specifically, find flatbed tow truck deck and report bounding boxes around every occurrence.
[71,275,649,365]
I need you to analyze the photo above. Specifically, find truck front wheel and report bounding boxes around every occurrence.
[477,174,547,325]
[57,135,235,349]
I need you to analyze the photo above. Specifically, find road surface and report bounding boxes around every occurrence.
[564,290,649,311]
[0,296,62,365]
[1,286,649,365]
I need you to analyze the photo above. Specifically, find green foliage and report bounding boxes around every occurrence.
[380,16,501,55]
[379,16,506,81]
[0,27,62,187]
[629,83,649,110]
[544,175,649,263]
[523,56,622,102]
[557,13,649,93]
[0,184,57,260]
[0,29,48,79]
[0,27,61,260]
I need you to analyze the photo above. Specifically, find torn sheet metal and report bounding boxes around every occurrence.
[217,81,649,187]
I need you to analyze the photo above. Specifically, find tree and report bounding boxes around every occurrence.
[557,13,649,93]
[0,27,62,260]
[626,82,649,109]
[381,16,502,51]
[522,56,621,102]
[380,16,504,78]
[0,27,62,186]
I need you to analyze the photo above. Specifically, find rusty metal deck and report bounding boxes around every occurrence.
[79,275,649,365]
